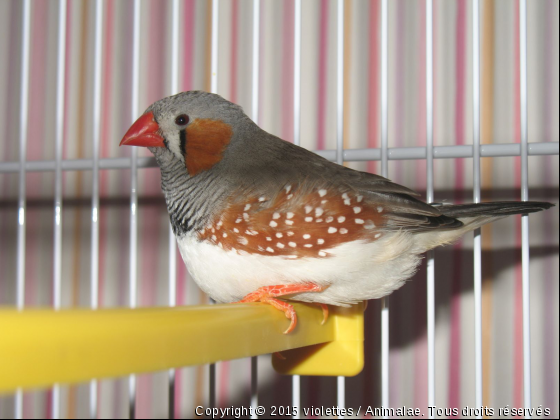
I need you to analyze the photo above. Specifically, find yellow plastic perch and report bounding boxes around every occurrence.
[273,302,364,377]
[0,302,364,393]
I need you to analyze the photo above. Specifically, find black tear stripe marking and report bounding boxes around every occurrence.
[180,129,187,158]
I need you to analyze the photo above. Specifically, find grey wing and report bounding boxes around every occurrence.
[311,159,465,233]
[243,134,465,233]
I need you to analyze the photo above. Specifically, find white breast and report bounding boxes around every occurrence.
[176,230,426,306]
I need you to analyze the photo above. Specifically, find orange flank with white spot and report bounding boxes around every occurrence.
[196,184,386,259]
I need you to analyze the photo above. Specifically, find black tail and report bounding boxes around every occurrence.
[436,201,554,219]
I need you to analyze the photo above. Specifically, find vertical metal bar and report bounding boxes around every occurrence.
[15,0,31,418]
[381,299,389,415]
[251,0,260,124]
[336,0,344,166]
[336,377,345,419]
[519,1,528,202]
[250,3,260,417]
[336,1,345,416]
[91,0,103,315]
[90,1,103,418]
[472,1,483,417]
[380,0,389,416]
[425,0,435,418]
[167,231,177,420]
[425,0,433,204]
[293,0,301,147]
[209,364,216,408]
[167,338,176,419]
[128,0,141,418]
[519,1,531,417]
[292,1,302,417]
[210,0,219,95]
[250,356,258,420]
[16,0,31,313]
[168,1,180,418]
[209,0,219,409]
[472,7,481,200]
[53,0,67,332]
[171,0,180,95]
[292,370,300,420]
[52,1,67,418]
[380,0,388,179]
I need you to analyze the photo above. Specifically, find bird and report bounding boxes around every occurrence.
[120,91,553,334]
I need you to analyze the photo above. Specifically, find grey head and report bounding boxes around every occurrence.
[120,91,275,235]
[144,91,257,168]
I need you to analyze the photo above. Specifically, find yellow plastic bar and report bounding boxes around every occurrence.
[273,302,365,377]
[0,302,363,393]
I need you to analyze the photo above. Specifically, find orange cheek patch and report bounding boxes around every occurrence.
[197,185,387,259]
[184,119,233,176]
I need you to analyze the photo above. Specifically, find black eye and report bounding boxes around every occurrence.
[175,114,189,126]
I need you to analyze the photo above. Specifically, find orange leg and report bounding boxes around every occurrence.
[238,283,327,334]
[239,283,325,303]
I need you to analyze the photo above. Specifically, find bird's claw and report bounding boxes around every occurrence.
[263,297,297,334]
[237,283,327,334]
[315,303,329,325]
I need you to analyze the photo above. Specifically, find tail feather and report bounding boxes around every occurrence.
[414,201,554,253]
[437,201,554,219]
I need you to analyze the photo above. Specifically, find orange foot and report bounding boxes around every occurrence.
[239,283,328,334]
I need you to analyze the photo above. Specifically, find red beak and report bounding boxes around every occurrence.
[120,112,165,148]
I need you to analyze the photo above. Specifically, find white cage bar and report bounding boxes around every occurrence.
[251,1,260,418]
[51,0,67,418]
[14,0,31,418]
[0,142,557,175]
[208,0,220,410]
[336,0,345,417]
[292,1,302,417]
[0,142,558,177]
[168,0,181,418]
[472,1,483,417]
[89,1,103,418]
[128,0,141,418]
[380,0,389,416]
[425,1,435,418]
[519,0,532,416]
